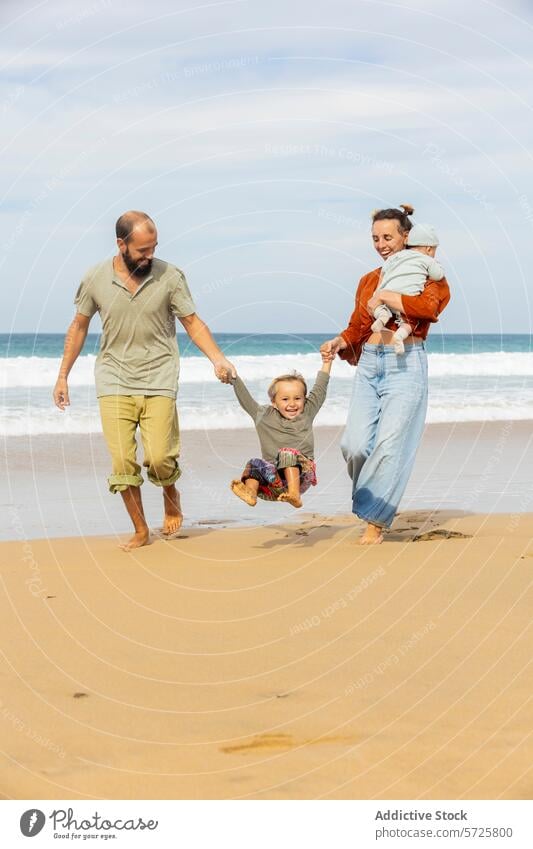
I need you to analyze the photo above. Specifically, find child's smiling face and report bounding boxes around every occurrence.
[272,380,306,419]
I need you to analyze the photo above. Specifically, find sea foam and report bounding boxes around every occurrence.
[3,351,533,388]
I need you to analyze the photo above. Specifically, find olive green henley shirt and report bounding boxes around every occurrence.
[74,258,196,399]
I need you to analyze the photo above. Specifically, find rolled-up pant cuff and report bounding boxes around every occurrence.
[353,510,390,530]
[108,474,144,494]
[147,464,181,487]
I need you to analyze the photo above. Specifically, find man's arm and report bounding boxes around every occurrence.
[53,313,91,410]
[178,313,236,383]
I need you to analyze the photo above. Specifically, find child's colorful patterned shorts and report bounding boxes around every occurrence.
[240,447,317,501]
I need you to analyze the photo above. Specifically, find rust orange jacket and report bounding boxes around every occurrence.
[338,267,451,366]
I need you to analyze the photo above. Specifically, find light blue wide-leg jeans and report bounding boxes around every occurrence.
[340,343,428,528]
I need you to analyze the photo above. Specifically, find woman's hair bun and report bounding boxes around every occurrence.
[400,203,415,216]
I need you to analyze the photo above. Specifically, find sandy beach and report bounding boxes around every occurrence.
[0,510,531,800]
[0,421,531,799]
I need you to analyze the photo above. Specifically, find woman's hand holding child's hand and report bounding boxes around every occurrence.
[320,336,347,362]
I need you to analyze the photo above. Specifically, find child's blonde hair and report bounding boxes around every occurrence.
[267,371,307,402]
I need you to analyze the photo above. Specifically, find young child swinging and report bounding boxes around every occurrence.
[229,356,332,508]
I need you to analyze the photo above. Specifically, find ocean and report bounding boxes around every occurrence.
[1,333,533,436]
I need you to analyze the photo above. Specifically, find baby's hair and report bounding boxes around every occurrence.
[268,371,307,401]
[371,203,414,233]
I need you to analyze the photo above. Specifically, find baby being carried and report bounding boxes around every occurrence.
[372,222,444,354]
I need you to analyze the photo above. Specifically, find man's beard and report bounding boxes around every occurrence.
[123,247,152,277]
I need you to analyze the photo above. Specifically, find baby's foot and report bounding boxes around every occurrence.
[230,480,257,506]
[278,492,302,509]
[393,336,405,355]
[371,318,385,333]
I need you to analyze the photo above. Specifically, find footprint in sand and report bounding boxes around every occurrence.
[413,529,472,542]
[293,526,330,536]
[197,519,234,525]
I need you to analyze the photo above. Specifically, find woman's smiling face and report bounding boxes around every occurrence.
[372,218,408,260]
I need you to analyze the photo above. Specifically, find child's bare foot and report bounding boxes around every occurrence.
[163,485,183,535]
[358,523,384,545]
[231,480,257,506]
[120,529,151,551]
[278,492,302,508]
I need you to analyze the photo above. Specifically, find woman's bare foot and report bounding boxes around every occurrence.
[230,480,257,506]
[358,523,384,545]
[120,528,151,551]
[278,492,302,508]
[162,485,183,535]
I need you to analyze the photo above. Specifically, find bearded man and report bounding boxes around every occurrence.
[53,210,235,550]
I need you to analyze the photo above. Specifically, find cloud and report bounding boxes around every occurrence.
[2,0,533,332]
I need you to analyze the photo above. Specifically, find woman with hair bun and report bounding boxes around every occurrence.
[320,204,450,544]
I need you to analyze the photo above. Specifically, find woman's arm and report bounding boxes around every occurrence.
[401,277,451,322]
[319,335,347,361]
[335,272,380,363]
[326,271,379,364]
[368,290,403,314]
[369,278,450,322]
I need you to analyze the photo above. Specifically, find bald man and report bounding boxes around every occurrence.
[53,211,236,550]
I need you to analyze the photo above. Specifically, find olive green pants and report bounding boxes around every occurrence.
[98,395,181,493]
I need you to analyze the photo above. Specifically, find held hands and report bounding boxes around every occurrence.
[53,376,70,410]
[320,336,347,362]
[213,357,237,384]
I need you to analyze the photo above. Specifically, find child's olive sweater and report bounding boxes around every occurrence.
[232,371,329,463]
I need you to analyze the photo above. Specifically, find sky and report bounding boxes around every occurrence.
[2,0,533,335]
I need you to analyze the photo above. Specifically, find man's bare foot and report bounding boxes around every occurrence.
[120,529,151,551]
[230,480,257,506]
[358,523,384,545]
[278,492,302,508]
[163,485,183,536]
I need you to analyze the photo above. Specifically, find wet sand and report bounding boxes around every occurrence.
[2,420,532,541]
